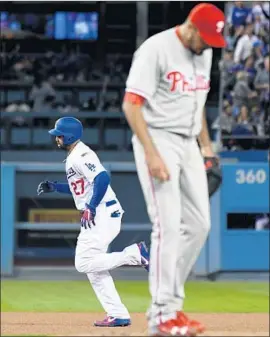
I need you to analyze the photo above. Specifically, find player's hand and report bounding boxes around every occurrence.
[81,206,96,229]
[145,152,170,182]
[200,145,215,158]
[37,181,56,195]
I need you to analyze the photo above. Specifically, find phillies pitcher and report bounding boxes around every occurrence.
[123,3,226,336]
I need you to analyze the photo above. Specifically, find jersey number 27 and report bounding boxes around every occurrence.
[71,178,85,195]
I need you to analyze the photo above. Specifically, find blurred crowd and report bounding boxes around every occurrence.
[213,1,270,150]
[1,2,270,151]
[1,47,129,114]
[1,48,129,84]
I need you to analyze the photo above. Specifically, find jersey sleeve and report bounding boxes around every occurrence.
[123,92,146,106]
[125,39,160,100]
[76,151,106,183]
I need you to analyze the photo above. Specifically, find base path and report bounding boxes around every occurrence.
[1,312,269,336]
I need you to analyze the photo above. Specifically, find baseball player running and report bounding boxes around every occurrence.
[37,116,150,327]
[123,3,226,336]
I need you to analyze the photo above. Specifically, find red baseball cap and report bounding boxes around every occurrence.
[188,3,226,48]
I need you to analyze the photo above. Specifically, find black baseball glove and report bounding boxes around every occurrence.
[204,157,222,197]
[37,181,56,195]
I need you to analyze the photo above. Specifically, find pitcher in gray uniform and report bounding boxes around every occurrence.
[123,3,226,336]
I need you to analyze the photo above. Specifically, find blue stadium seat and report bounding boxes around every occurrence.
[83,128,99,146]
[11,128,31,145]
[105,128,124,149]
[79,91,96,104]
[0,128,6,146]
[7,90,25,103]
[56,91,70,103]
[0,91,5,104]
[106,91,118,99]
[126,129,133,146]
[33,129,52,146]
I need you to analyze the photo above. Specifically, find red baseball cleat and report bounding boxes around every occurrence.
[150,318,195,336]
[177,312,205,334]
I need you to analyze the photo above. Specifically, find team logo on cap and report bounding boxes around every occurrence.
[216,21,224,33]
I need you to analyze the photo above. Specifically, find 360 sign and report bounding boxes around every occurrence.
[235,169,267,184]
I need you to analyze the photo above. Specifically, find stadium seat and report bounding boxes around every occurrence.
[79,91,96,104]
[126,129,133,147]
[0,90,4,104]
[33,129,52,146]
[83,128,99,146]
[7,90,25,103]
[0,128,6,146]
[106,91,118,99]
[104,128,124,150]
[56,91,70,103]
[11,128,31,145]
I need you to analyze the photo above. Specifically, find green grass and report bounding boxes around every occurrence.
[1,280,269,313]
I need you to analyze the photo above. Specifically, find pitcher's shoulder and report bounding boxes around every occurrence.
[138,28,173,50]
[147,28,176,44]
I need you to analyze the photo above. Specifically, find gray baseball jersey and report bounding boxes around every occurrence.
[126,27,213,136]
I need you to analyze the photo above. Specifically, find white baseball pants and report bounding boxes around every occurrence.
[132,128,210,327]
[75,201,141,319]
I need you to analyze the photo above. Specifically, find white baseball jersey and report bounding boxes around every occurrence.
[125,27,213,136]
[65,141,116,211]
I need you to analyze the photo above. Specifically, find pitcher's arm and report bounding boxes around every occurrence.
[198,109,215,157]
[122,94,170,181]
[122,96,158,157]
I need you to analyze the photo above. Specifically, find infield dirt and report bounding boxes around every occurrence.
[1,312,269,336]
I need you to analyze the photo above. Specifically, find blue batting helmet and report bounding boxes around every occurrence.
[49,117,83,145]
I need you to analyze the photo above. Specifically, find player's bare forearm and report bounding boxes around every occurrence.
[198,109,215,157]
[123,101,170,181]
[122,101,158,156]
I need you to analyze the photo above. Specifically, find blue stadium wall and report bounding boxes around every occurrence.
[1,160,269,276]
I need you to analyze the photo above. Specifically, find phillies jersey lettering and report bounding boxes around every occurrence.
[166,72,210,92]
[125,27,213,136]
[65,141,116,211]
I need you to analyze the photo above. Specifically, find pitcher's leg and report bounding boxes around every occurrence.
[87,271,130,319]
[172,140,211,312]
[133,136,182,326]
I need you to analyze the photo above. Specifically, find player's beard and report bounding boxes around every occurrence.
[57,142,68,150]
[189,42,201,56]
[189,34,205,56]
[190,48,203,56]
[189,40,204,56]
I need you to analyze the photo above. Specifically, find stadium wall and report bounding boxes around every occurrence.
[1,161,269,277]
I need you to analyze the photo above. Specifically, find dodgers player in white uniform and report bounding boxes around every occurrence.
[123,3,226,336]
[37,116,150,327]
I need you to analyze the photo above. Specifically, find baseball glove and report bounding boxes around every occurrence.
[204,157,222,197]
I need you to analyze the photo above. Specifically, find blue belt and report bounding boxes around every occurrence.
[80,200,117,214]
[106,200,117,207]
